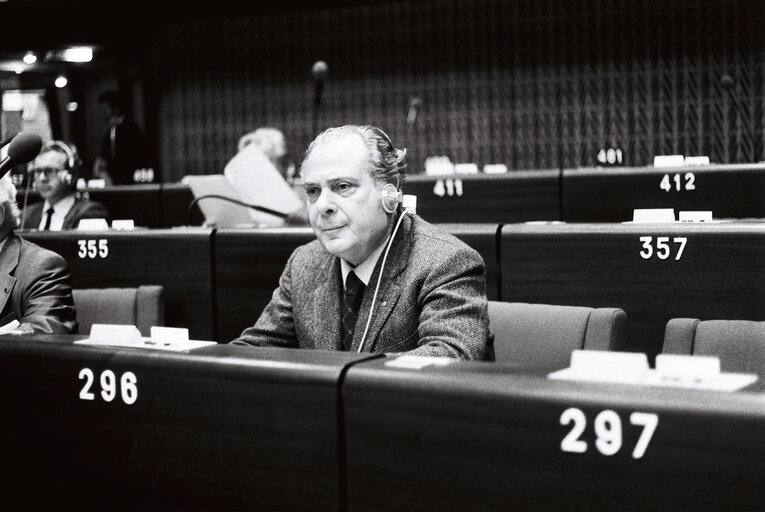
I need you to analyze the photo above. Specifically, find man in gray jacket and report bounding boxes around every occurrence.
[232,124,492,360]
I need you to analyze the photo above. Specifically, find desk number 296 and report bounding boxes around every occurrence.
[79,368,138,405]
[560,408,658,459]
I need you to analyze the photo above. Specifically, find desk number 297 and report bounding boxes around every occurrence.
[560,408,658,459]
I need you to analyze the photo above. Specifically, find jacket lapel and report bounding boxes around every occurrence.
[307,253,344,350]
[351,214,413,353]
[0,234,21,317]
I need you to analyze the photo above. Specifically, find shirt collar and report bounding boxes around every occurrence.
[44,193,76,215]
[340,239,388,288]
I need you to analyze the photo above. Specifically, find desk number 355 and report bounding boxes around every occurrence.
[560,407,658,459]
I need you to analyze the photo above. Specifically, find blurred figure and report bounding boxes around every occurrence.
[22,141,109,230]
[0,173,76,333]
[92,89,149,185]
[237,127,296,183]
[233,127,308,225]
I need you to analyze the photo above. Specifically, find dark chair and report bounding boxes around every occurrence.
[487,301,627,372]
[73,285,165,337]
[662,318,765,374]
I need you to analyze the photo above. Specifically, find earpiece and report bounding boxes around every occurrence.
[43,140,78,186]
[380,183,402,213]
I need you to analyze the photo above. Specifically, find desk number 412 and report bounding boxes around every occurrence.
[560,407,658,459]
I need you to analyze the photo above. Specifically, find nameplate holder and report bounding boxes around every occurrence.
[483,163,508,174]
[111,219,135,230]
[454,162,479,174]
[632,208,676,223]
[548,350,649,384]
[88,324,142,344]
[679,211,713,223]
[86,179,106,189]
[684,155,710,166]
[77,218,110,230]
[149,326,190,346]
[653,154,685,167]
[385,355,456,369]
[654,354,719,382]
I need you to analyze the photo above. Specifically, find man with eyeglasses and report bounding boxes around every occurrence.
[21,140,109,231]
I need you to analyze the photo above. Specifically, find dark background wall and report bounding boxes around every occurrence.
[149,0,764,182]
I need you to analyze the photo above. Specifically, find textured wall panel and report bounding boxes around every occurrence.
[152,0,765,182]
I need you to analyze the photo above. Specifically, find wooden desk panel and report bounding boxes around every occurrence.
[0,335,378,511]
[403,171,560,223]
[20,228,215,340]
[500,222,765,361]
[161,183,204,227]
[87,185,164,228]
[562,164,765,222]
[344,358,765,511]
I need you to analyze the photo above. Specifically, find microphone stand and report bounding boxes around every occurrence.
[188,194,288,226]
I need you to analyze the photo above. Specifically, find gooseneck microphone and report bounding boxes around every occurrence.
[187,194,288,226]
[0,131,43,178]
[311,60,329,136]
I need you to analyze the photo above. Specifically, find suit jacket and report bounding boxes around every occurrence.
[232,213,492,360]
[0,232,77,333]
[21,195,110,230]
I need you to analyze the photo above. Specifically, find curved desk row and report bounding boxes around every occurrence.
[17,163,765,226]
[0,334,762,511]
[19,220,765,363]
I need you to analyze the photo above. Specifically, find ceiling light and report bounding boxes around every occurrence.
[60,47,93,63]
[55,75,68,88]
[22,52,37,64]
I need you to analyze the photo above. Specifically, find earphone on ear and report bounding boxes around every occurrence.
[380,183,403,213]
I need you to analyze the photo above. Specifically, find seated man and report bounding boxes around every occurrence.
[21,140,109,230]
[0,174,76,333]
[231,124,492,360]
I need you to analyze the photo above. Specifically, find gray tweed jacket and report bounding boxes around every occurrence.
[231,213,493,360]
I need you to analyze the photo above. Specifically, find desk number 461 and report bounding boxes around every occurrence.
[560,407,658,459]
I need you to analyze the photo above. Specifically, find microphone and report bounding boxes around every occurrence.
[312,60,329,108]
[0,134,16,149]
[187,194,288,226]
[0,132,43,178]
[407,96,422,126]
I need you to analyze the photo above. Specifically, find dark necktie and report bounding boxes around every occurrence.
[43,207,54,230]
[342,271,365,350]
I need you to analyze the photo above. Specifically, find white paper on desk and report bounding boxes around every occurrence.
[0,319,25,335]
[224,144,303,226]
[75,336,216,352]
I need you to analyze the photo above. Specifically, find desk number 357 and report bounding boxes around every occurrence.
[560,408,658,459]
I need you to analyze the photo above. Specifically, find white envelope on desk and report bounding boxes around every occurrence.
[224,144,303,227]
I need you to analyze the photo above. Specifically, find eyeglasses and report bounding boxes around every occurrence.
[33,168,63,178]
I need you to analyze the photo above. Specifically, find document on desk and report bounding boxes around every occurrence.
[75,336,216,352]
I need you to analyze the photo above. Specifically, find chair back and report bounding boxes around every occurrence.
[73,285,165,337]
[488,301,626,371]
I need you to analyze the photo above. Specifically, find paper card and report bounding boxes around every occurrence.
[384,355,457,369]
[483,164,508,174]
[111,219,135,230]
[76,218,110,230]
[653,155,685,167]
[632,208,676,223]
[678,211,713,222]
[86,323,142,344]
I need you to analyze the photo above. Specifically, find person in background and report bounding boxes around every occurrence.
[92,89,149,185]
[0,173,76,333]
[21,140,109,230]
[231,124,493,360]
[236,126,308,225]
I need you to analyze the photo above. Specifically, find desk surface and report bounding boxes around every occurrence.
[500,221,765,361]
[0,334,378,511]
[19,227,216,340]
[344,357,765,511]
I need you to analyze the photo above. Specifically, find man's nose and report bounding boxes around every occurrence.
[315,189,337,215]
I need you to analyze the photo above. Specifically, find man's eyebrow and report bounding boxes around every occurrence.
[303,177,359,187]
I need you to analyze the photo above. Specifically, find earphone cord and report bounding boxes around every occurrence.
[356,207,410,353]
